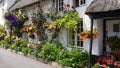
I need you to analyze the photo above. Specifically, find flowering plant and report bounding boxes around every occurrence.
[13,9,28,23]
[78,28,98,40]
[20,23,37,38]
[93,52,120,68]
[42,21,60,40]
[5,13,19,26]
[107,36,120,52]
[20,24,36,33]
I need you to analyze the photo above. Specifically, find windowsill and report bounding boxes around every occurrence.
[79,4,86,7]
[75,4,87,8]
[67,46,84,50]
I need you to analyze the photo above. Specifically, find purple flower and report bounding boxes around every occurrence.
[5,13,19,26]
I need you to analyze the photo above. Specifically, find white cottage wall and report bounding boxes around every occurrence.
[74,0,103,55]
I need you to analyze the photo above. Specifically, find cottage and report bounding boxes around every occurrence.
[0,0,120,56]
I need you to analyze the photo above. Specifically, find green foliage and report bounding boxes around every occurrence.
[0,36,11,49]
[0,25,6,40]
[10,39,28,52]
[37,41,63,61]
[107,36,120,51]
[93,64,99,68]
[21,47,33,55]
[56,11,80,33]
[57,49,88,68]
[0,39,10,49]
[32,9,46,29]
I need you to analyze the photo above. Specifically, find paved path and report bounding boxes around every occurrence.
[0,48,55,68]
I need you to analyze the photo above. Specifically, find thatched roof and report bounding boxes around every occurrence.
[10,0,39,11]
[85,0,120,15]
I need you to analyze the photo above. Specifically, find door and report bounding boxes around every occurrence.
[105,19,120,52]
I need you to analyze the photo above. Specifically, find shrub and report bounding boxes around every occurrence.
[37,41,63,61]
[57,49,88,68]
[0,37,10,49]
[10,38,28,52]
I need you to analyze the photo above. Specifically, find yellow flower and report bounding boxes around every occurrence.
[29,27,32,30]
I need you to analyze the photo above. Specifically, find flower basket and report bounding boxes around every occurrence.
[78,28,98,40]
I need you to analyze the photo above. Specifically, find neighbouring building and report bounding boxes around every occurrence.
[0,0,120,56]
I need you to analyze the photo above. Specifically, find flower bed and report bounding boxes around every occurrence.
[0,36,88,68]
[93,52,120,68]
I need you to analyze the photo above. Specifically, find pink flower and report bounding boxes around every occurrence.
[66,3,70,7]
[32,19,36,24]
[27,43,32,47]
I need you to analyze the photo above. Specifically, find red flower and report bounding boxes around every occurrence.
[96,62,100,65]
[20,29,23,33]
[106,60,113,65]
[37,32,42,36]
[66,3,70,7]
[32,19,36,24]
[114,62,118,67]
[118,64,120,67]
[97,57,103,62]
[24,26,29,32]
[102,64,107,68]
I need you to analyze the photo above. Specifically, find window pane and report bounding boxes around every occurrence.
[113,24,119,32]
[80,0,86,5]
[73,0,79,7]
[59,0,63,11]
[83,0,86,4]
[77,41,83,47]
[71,18,83,47]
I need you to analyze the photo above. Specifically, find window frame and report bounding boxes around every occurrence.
[113,24,119,32]
[74,0,86,7]
[70,18,84,48]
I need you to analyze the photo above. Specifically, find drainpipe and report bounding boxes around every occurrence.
[88,18,94,68]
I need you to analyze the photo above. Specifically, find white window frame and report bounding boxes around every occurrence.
[70,19,83,49]
[79,0,86,6]
[54,0,64,11]
[58,0,64,11]
[73,0,86,7]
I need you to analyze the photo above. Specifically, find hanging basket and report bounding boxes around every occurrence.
[5,13,19,26]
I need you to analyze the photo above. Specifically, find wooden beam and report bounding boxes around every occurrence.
[88,18,94,68]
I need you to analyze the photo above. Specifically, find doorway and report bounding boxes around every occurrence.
[103,18,120,52]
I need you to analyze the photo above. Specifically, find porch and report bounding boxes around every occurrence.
[85,0,120,67]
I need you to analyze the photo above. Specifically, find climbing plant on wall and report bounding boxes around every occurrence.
[12,9,29,37]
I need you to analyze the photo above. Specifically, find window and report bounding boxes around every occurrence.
[113,24,119,32]
[71,19,83,47]
[54,0,64,11]
[74,0,86,7]
[58,0,64,11]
